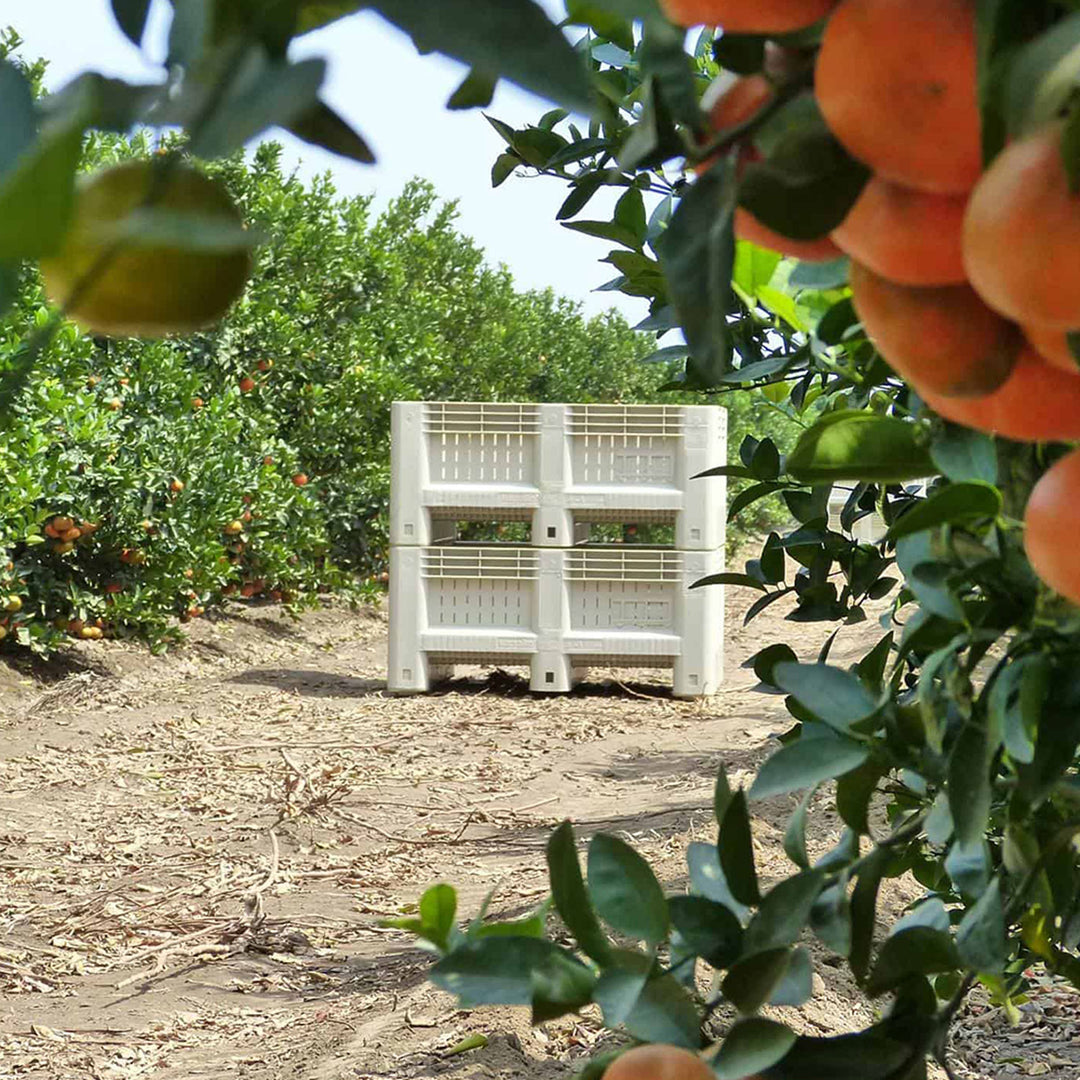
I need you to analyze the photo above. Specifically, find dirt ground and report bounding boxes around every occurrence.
[1,589,1077,1080]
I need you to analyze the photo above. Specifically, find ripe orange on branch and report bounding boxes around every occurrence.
[602,1045,724,1080]
[920,350,1080,442]
[850,263,1019,398]
[964,122,1080,330]
[816,0,981,194]
[831,178,968,286]
[661,0,836,32]
[1025,449,1080,605]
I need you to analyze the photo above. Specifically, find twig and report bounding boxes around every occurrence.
[614,680,668,702]
[200,736,411,753]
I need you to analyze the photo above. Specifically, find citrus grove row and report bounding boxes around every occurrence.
[673,0,1080,609]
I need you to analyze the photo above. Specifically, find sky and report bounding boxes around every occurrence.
[10,0,644,322]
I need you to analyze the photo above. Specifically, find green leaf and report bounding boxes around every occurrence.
[111,0,153,44]
[448,69,498,110]
[1003,12,1080,136]
[190,57,327,160]
[431,936,594,1010]
[562,218,642,250]
[624,972,703,1047]
[713,33,767,76]
[0,62,36,178]
[750,642,798,687]
[948,723,995,849]
[368,0,594,113]
[285,99,375,163]
[691,572,767,592]
[547,822,612,964]
[728,481,788,520]
[930,425,998,484]
[0,260,18,322]
[722,947,792,1013]
[850,850,887,983]
[946,837,992,901]
[739,97,870,241]
[761,1028,915,1080]
[957,879,1007,974]
[866,927,960,997]
[885,482,1001,542]
[419,883,458,951]
[750,732,870,800]
[669,895,743,968]
[638,17,702,129]
[733,242,782,298]
[492,152,521,188]
[790,256,850,291]
[718,791,760,907]
[614,187,647,246]
[895,533,965,624]
[566,0,635,51]
[656,158,737,388]
[745,871,826,953]
[836,759,883,836]
[711,1018,796,1080]
[810,880,852,957]
[587,833,669,944]
[687,841,751,921]
[714,765,734,825]
[773,662,878,732]
[787,411,935,483]
[989,654,1045,766]
[783,787,816,870]
[769,946,813,1007]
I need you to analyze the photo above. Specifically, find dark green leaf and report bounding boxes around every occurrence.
[712,33,767,75]
[639,17,702,129]
[750,438,781,480]
[783,787,816,870]
[957,879,1006,974]
[614,187,647,246]
[0,62,36,178]
[587,833,669,944]
[566,0,635,51]
[722,947,792,1013]
[728,481,788,520]
[285,98,375,163]
[787,411,935,483]
[562,218,642,249]
[1002,12,1080,136]
[686,841,751,921]
[744,587,795,625]
[762,1028,915,1080]
[190,57,327,159]
[930,425,998,484]
[773,662,878,731]
[850,850,887,983]
[751,732,870,801]
[492,152,521,188]
[448,69,498,110]
[110,0,153,44]
[623,972,703,1047]
[769,946,813,1007]
[816,297,859,346]
[989,654,1046,766]
[432,936,594,1009]
[746,871,825,953]
[946,838,992,900]
[810,880,852,957]
[714,765,734,825]
[547,822,612,964]
[0,118,84,259]
[691,571,767,592]
[740,98,870,241]
[711,1018,796,1080]
[855,632,894,694]
[750,642,798,687]
[790,256,850,291]
[669,895,744,968]
[895,533,965,624]
[949,723,995,848]
[0,260,19,322]
[368,0,594,113]
[866,927,960,997]
[718,791,760,906]
[656,158,737,387]
[886,482,1001,542]
[836,759,883,835]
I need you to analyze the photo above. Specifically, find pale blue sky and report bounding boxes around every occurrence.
[11,0,642,321]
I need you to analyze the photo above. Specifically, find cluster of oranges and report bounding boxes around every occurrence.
[670,0,1080,606]
[43,515,100,556]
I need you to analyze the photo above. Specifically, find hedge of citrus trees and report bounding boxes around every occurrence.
[0,95,793,652]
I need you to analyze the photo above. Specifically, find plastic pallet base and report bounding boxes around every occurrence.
[387,545,723,698]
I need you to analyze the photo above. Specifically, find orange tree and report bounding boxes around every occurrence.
[5,1,1080,1078]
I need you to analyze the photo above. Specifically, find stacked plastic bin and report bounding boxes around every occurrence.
[387,401,727,698]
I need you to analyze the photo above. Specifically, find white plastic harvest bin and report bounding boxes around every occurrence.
[390,401,727,549]
[387,545,724,697]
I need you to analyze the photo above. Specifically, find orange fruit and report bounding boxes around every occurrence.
[1025,448,1080,605]
[850,262,1019,397]
[964,123,1080,329]
[1023,325,1080,373]
[919,348,1080,442]
[40,160,252,337]
[54,541,75,555]
[697,75,843,262]
[831,178,967,286]
[602,1045,721,1080]
[105,582,123,594]
[108,398,122,410]
[661,0,836,31]
[59,527,82,542]
[170,478,185,493]
[292,473,309,487]
[240,583,256,598]
[52,517,75,533]
[239,376,256,393]
[192,397,204,409]
[257,358,274,371]
[816,0,981,194]
[224,520,244,535]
